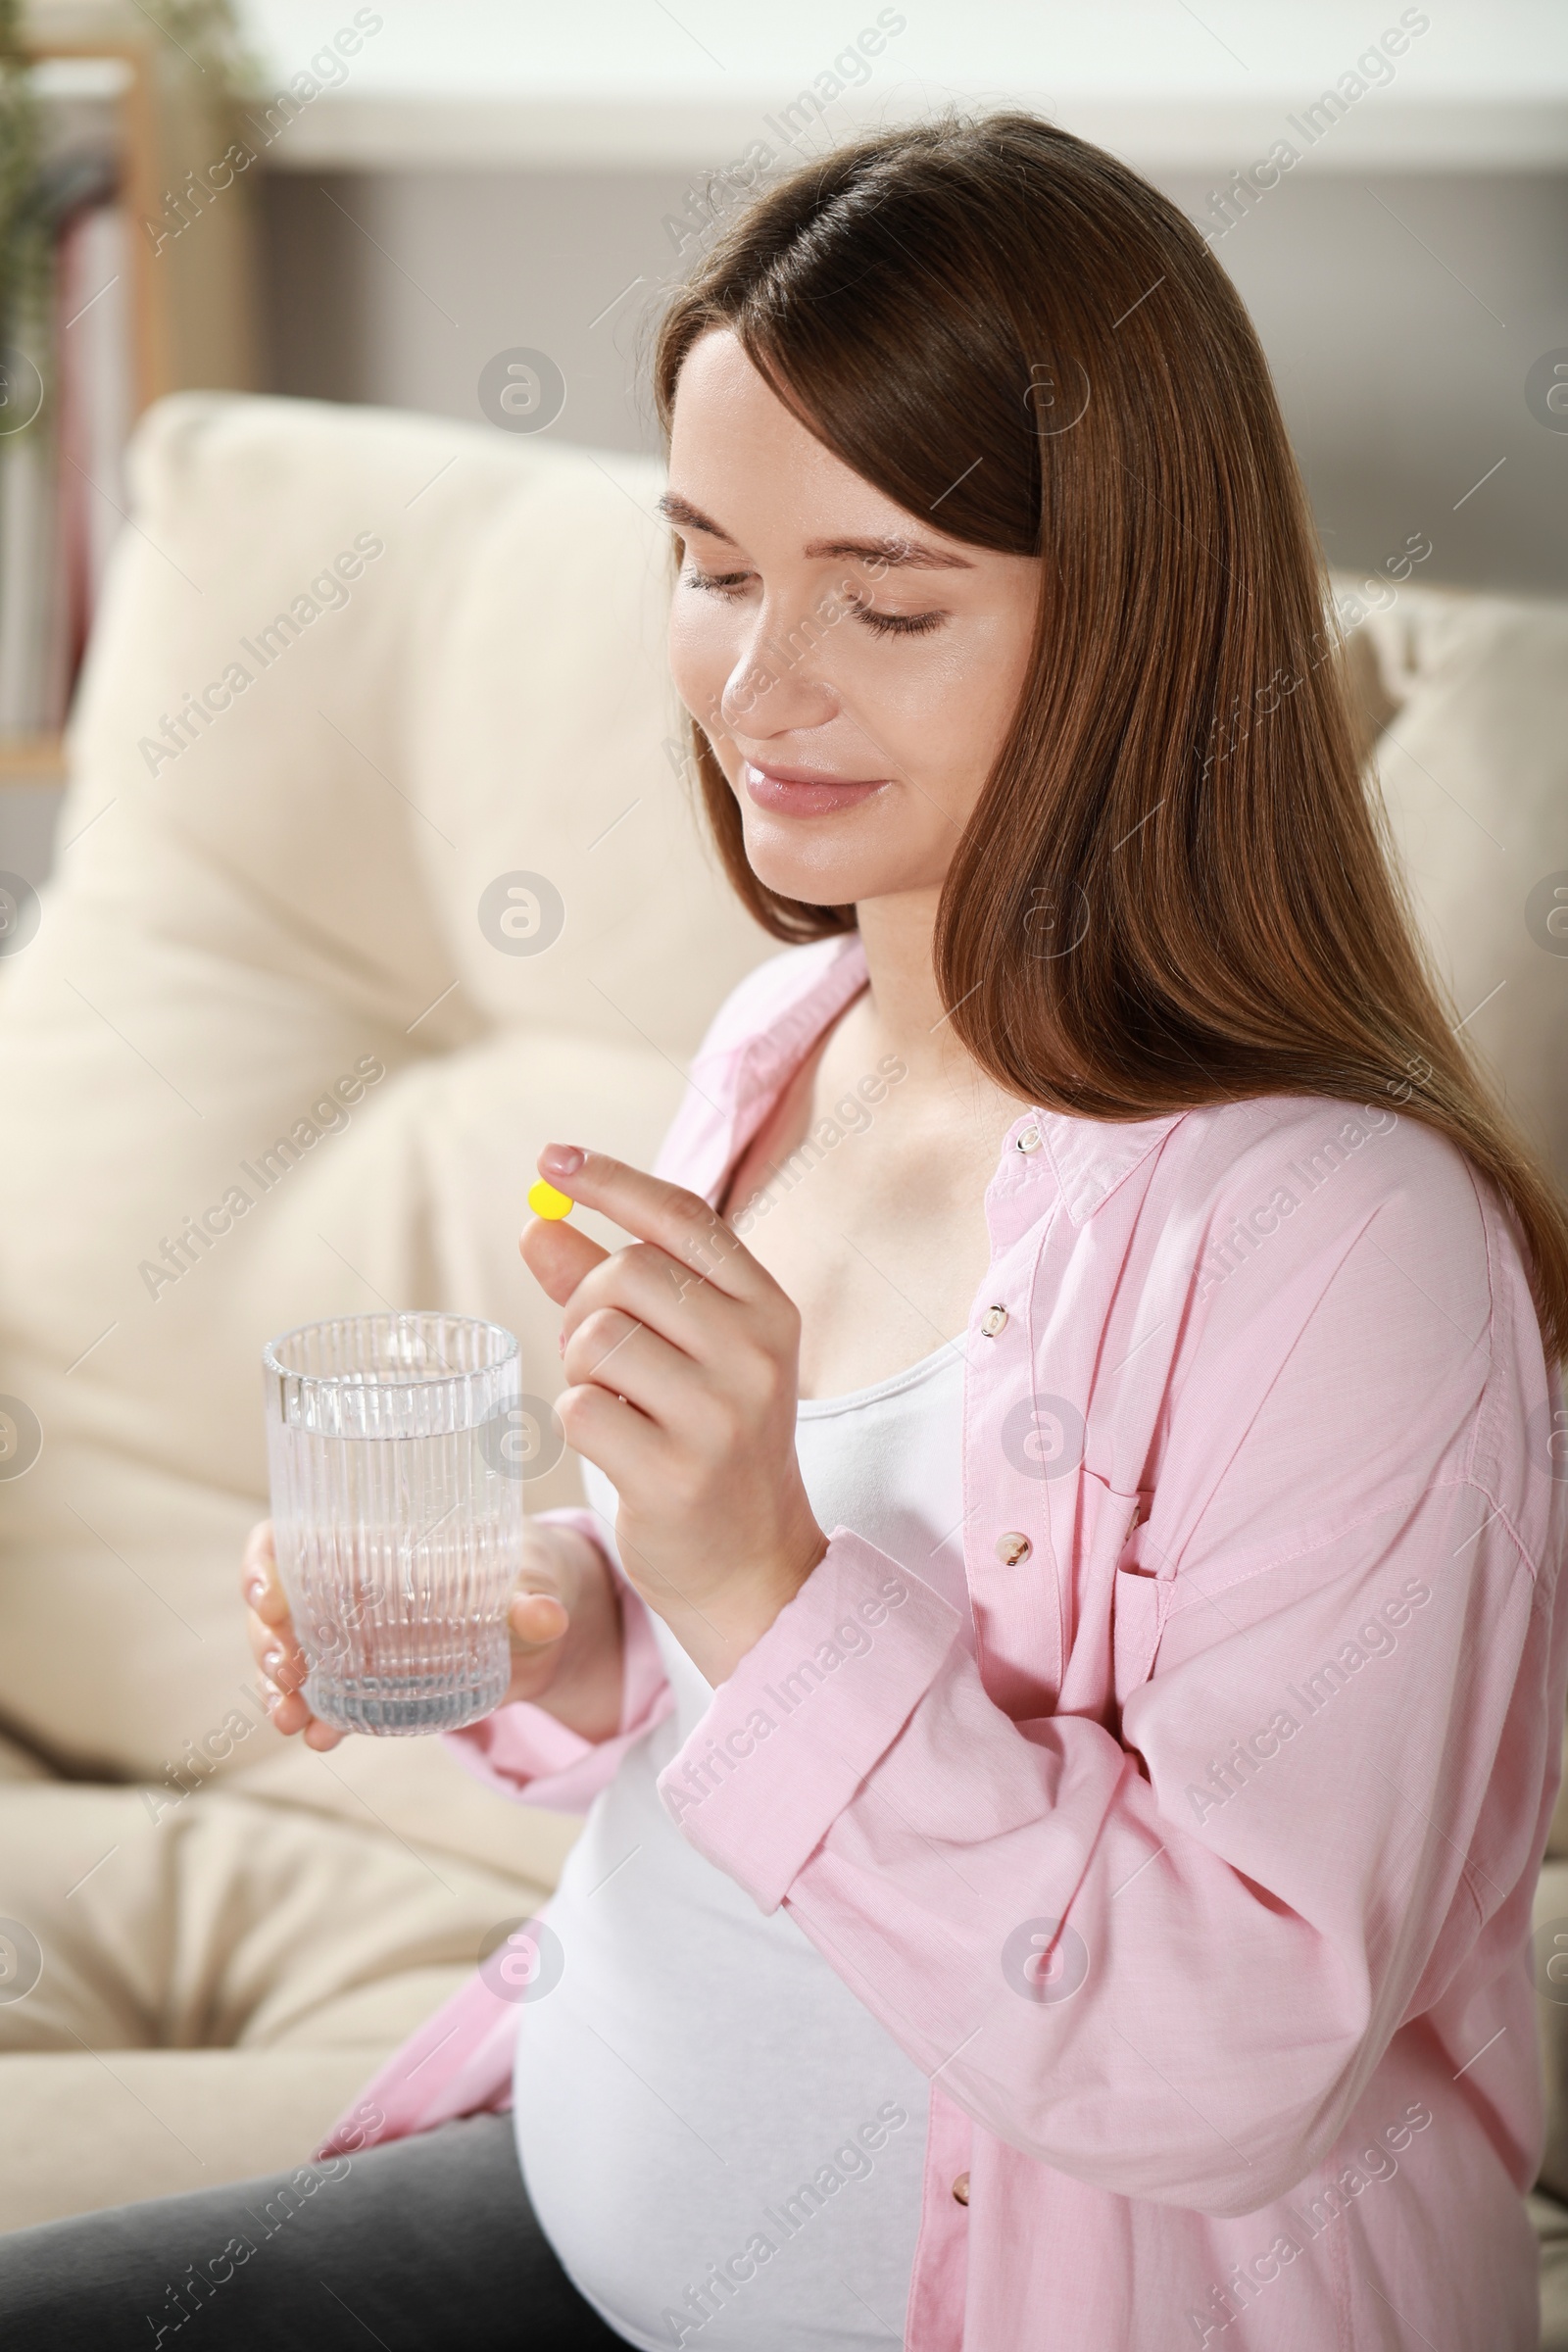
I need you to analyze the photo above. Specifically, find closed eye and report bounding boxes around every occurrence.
[681,567,753,596]
[858,607,946,637]
[680,567,947,638]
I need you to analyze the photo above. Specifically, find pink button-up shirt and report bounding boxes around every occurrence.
[329,931,1568,2351]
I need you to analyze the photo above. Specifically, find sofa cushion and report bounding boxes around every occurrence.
[1343,577,1568,1177]
[0,394,770,1798]
[0,1770,563,2227]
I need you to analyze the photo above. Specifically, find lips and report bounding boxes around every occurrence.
[741,760,890,817]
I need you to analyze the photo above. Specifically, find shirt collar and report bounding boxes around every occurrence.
[1035,1107,1188,1223]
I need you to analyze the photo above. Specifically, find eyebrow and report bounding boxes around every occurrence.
[655,491,975,572]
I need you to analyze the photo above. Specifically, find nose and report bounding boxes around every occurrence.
[718,603,839,735]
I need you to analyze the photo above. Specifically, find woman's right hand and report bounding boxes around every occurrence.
[242,1516,626,1751]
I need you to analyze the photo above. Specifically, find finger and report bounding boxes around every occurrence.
[241,1521,289,1624]
[242,1519,275,1577]
[249,1583,292,1632]
[562,1305,705,1428]
[258,1646,343,1747]
[263,1679,306,1728]
[536,1147,763,1304]
[251,1615,308,1695]
[508,1588,570,1650]
[555,1379,666,1496]
[557,1238,747,1370]
[246,1607,278,1672]
[263,1681,342,1744]
[241,1538,341,1744]
[519,1213,610,1308]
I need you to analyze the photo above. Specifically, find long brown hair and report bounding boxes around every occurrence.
[652,111,1568,1363]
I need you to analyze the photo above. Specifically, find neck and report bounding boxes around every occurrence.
[852,887,989,1094]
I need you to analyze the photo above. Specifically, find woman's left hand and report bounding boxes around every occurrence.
[519,1144,828,1685]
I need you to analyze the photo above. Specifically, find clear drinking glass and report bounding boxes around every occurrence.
[263,1312,522,1735]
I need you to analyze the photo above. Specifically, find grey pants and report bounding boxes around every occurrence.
[0,2113,630,2350]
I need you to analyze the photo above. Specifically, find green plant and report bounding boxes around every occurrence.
[1,0,258,431]
[148,0,264,98]
[0,0,47,362]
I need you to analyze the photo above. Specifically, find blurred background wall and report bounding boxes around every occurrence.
[5,0,1566,889]
[261,165,1568,594]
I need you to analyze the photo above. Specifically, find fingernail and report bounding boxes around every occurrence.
[557,1327,565,1357]
[262,1647,283,1677]
[540,1144,585,1179]
[244,1575,268,1608]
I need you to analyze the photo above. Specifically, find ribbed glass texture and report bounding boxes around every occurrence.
[263,1313,522,1735]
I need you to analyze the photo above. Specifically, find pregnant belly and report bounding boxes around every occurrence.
[512,1737,929,2352]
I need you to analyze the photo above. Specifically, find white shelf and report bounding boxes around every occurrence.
[235,0,1568,172]
[253,92,1568,173]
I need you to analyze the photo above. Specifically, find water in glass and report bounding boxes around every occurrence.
[264,1313,522,1734]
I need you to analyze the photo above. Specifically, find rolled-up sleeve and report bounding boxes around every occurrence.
[657,1540,964,1905]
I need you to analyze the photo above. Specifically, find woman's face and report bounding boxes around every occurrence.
[663,328,1041,910]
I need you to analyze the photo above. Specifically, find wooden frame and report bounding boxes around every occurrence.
[1,24,257,785]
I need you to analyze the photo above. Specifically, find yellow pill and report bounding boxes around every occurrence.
[528,1179,574,1220]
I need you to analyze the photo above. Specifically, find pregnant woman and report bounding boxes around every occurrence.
[5,108,1567,2352]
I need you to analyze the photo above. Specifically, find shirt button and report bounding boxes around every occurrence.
[996,1531,1032,1566]
[1014,1125,1042,1153]
[952,2172,970,2205]
[980,1304,1008,1338]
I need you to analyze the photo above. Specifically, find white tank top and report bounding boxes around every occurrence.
[513,1334,970,2352]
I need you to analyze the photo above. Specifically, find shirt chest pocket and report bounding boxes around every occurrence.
[1082,1474,1169,1706]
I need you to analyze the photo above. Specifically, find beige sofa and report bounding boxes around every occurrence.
[0,393,1564,2322]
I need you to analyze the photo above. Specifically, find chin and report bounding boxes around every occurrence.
[737,810,898,907]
